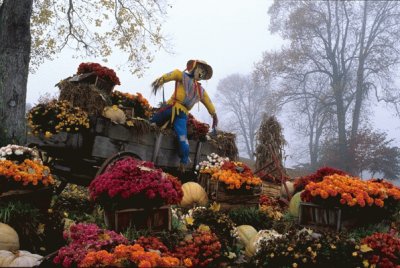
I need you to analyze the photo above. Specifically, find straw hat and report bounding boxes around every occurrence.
[186,59,213,80]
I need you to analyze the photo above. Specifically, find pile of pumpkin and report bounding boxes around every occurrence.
[0,223,43,267]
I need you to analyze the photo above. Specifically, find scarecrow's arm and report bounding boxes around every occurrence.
[151,69,183,95]
[201,90,216,116]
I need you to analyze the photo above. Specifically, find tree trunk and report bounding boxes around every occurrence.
[351,1,368,142]
[334,82,349,172]
[0,0,33,145]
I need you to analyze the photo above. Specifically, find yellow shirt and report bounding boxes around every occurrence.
[159,69,216,122]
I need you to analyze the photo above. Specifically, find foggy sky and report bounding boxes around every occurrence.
[27,0,400,167]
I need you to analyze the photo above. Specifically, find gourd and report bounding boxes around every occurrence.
[102,106,126,124]
[180,182,208,208]
[0,223,19,251]
[280,181,295,198]
[288,191,303,217]
[0,250,42,267]
[236,225,257,247]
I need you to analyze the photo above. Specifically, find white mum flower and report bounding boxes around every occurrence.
[14,149,23,155]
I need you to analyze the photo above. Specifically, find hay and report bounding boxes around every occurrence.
[209,130,239,161]
[255,115,287,181]
[126,118,154,135]
[57,80,111,116]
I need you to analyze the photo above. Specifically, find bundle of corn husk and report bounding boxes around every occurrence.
[209,130,238,161]
[255,115,287,181]
[57,79,111,116]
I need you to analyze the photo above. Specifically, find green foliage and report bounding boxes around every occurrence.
[271,213,300,234]
[156,230,185,251]
[0,200,39,224]
[0,200,64,254]
[191,207,236,251]
[347,221,390,243]
[228,206,273,230]
[52,184,95,223]
[121,225,186,248]
[121,225,151,242]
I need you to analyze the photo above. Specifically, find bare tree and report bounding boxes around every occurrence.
[261,1,400,172]
[0,0,168,145]
[215,74,272,160]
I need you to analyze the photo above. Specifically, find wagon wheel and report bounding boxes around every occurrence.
[25,143,67,195]
[95,151,142,177]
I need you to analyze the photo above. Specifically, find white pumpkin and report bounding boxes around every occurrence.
[236,225,258,247]
[0,250,42,267]
[280,181,295,198]
[0,223,19,251]
[102,106,126,124]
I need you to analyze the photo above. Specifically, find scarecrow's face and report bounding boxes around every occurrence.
[193,65,207,81]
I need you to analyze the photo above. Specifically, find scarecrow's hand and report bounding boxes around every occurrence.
[151,77,164,95]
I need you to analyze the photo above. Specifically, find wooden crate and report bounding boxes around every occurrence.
[104,205,171,233]
[198,174,261,211]
[299,202,342,231]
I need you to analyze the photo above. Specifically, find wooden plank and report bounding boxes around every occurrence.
[91,136,120,159]
[299,202,341,231]
[198,174,261,211]
[123,143,154,161]
[152,133,163,163]
[107,124,134,141]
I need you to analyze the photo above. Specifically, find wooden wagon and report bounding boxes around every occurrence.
[27,116,220,192]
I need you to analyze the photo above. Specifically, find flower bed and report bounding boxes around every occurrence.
[198,153,262,192]
[0,145,54,192]
[187,113,210,140]
[301,174,400,209]
[0,144,41,163]
[89,158,183,210]
[293,166,348,193]
[28,100,90,137]
[251,228,363,267]
[357,232,400,267]
[77,62,120,86]
[79,244,181,268]
[111,90,152,119]
[53,223,128,267]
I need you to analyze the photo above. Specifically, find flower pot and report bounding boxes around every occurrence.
[198,174,261,211]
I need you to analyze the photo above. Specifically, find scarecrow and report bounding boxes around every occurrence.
[151,59,218,170]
